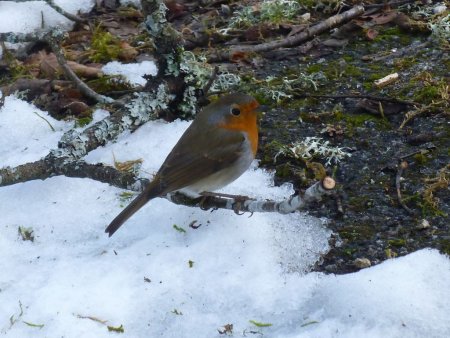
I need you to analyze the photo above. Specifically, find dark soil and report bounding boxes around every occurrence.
[253,26,449,274]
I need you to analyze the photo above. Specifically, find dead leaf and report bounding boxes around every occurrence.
[118,41,138,61]
[68,61,103,78]
[366,28,378,40]
[37,52,103,79]
[230,50,249,63]
[65,31,92,45]
[244,23,275,42]
[39,52,62,79]
[368,10,398,25]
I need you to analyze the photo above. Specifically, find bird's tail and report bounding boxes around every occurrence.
[105,181,161,237]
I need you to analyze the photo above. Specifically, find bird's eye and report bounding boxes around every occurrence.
[231,107,241,116]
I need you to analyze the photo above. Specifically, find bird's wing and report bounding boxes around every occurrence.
[157,125,247,194]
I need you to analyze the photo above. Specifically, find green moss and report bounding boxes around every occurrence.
[306,64,322,74]
[339,224,374,241]
[393,57,417,70]
[87,75,133,94]
[388,239,406,247]
[275,163,292,178]
[343,64,363,77]
[334,112,391,132]
[439,239,450,256]
[348,196,373,212]
[413,85,441,104]
[342,55,354,62]
[372,26,413,45]
[298,0,316,9]
[0,49,33,85]
[342,247,357,256]
[75,116,93,128]
[107,324,124,333]
[18,226,34,242]
[89,25,121,63]
[413,152,430,165]
[418,198,447,217]
[173,224,186,233]
[252,91,273,106]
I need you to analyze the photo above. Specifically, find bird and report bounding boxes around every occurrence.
[105,92,260,237]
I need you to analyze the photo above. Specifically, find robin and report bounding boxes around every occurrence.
[105,93,260,236]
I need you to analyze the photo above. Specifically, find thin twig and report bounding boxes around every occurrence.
[45,37,113,104]
[44,0,87,23]
[399,146,436,161]
[202,66,219,97]
[32,111,55,131]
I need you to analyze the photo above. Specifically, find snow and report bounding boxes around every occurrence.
[0,95,72,167]
[102,61,158,86]
[1,93,449,338]
[0,0,94,34]
[1,2,450,338]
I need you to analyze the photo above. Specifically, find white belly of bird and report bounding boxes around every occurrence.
[179,137,254,197]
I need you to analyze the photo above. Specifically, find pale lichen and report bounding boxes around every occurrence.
[257,73,325,102]
[429,14,450,42]
[226,0,302,30]
[126,83,174,123]
[276,137,352,166]
[145,1,168,37]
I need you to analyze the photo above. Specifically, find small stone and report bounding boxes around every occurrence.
[324,264,337,273]
[416,219,431,229]
[353,257,371,269]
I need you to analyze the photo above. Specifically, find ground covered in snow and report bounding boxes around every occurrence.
[1,79,449,338]
[1,1,449,337]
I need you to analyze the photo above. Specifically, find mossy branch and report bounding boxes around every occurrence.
[207,5,365,62]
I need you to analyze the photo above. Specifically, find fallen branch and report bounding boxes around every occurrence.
[168,177,336,214]
[0,156,336,215]
[207,5,365,62]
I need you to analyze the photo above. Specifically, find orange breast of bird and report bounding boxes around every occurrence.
[218,100,259,155]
